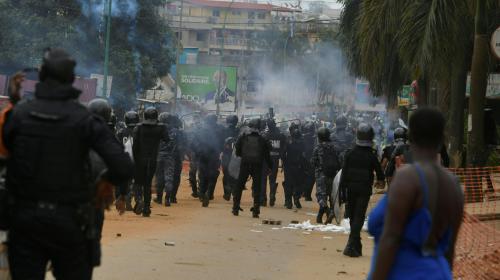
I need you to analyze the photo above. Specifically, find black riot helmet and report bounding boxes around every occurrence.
[248,118,261,130]
[394,127,408,142]
[143,107,158,124]
[356,123,375,147]
[124,111,139,127]
[317,127,331,142]
[226,115,238,126]
[88,98,112,122]
[336,116,348,129]
[158,112,171,124]
[39,48,76,84]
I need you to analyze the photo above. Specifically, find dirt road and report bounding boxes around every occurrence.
[92,174,374,280]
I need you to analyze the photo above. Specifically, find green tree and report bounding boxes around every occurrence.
[0,0,174,111]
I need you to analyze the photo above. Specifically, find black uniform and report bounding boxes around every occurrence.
[385,140,410,178]
[234,128,272,216]
[186,122,201,197]
[311,141,339,209]
[132,122,168,214]
[156,126,185,204]
[193,119,223,206]
[283,133,307,209]
[221,123,240,200]
[301,124,316,200]
[3,81,133,279]
[339,146,384,256]
[260,125,286,206]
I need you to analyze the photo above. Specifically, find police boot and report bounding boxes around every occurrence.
[343,240,360,258]
[293,197,302,209]
[164,194,171,207]
[223,192,231,201]
[202,194,209,207]
[134,200,144,216]
[316,206,327,224]
[284,198,293,209]
[154,194,163,205]
[142,207,151,218]
[325,208,335,225]
[250,205,260,218]
[171,197,178,204]
[269,194,276,207]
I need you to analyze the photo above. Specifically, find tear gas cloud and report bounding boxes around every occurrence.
[243,42,356,119]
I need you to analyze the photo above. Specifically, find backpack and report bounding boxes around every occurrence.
[321,144,340,177]
[241,133,263,164]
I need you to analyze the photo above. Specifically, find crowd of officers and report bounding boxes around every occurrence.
[0,48,433,279]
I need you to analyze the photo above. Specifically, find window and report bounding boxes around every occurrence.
[196,31,207,41]
[212,9,220,17]
[257,12,266,19]
[248,11,255,19]
[232,10,241,16]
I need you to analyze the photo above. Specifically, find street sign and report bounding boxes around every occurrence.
[492,26,500,60]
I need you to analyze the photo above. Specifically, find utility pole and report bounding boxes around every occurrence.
[216,0,235,116]
[102,0,112,97]
[173,0,184,114]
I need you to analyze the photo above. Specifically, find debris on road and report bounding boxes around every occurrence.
[164,242,175,246]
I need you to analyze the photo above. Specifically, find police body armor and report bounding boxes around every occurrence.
[134,123,164,162]
[6,98,91,203]
[241,133,264,164]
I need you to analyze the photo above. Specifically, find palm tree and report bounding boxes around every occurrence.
[339,0,498,167]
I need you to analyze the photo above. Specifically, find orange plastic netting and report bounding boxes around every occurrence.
[449,167,500,280]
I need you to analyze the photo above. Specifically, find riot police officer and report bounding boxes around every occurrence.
[261,119,285,207]
[233,119,272,218]
[221,115,239,201]
[311,127,340,224]
[3,48,133,279]
[116,110,139,210]
[155,113,185,206]
[301,121,316,201]
[193,115,223,207]
[385,127,410,182]
[132,107,168,217]
[339,123,385,257]
[283,126,307,209]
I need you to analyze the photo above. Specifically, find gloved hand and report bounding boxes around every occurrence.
[115,195,126,215]
[96,180,115,210]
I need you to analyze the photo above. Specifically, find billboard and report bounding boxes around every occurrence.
[177,64,238,111]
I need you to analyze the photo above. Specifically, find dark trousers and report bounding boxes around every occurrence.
[303,163,316,199]
[9,206,93,280]
[283,165,303,200]
[347,194,371,250]
[233,163,262,212]
[315,172,334,208]
[172,158,182,198]
[134,159,157,208]
[198,157,220,199]
[222,165,236,197]
[261,157,279,202]
[189,156,199,195]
